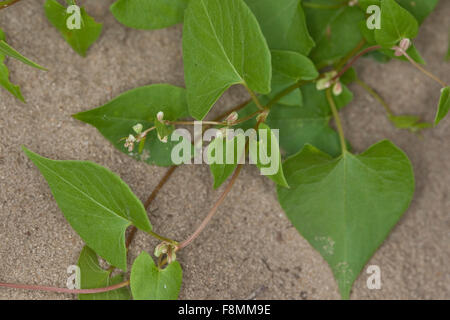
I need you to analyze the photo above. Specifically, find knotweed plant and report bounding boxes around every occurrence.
[0,0,449,300]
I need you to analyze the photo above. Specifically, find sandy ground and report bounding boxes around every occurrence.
[0,0,449,300]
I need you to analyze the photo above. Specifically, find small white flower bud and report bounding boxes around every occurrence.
[124,134,136,152]
[256,109,269,124]
[316,78,331,91]
[158,133,168,143]
[332,82,343,96]
[154,243,168,257]
[156,111,164,123]
[394,38,411,56]
[225,112,239,125]
[167,250,176,264]
[399,38,411,51]
[133,123,143,134]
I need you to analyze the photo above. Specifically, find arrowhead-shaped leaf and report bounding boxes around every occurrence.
[435,87,450,125]
[44,0,102,57]
[0,29,24,102]
[277,140,415,299]
[244,0,315,55]
[110,0,189,30]
[375,0,419,49]
[23,147,152,271]
[78,246,131,300]
[0,40,46,70]
[130,251,182,300]
[73,84,189,167]
[183,0,272,120]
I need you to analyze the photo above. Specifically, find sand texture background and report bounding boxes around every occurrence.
[0,0,449,299]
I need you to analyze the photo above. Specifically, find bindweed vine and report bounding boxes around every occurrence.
[0,0,449,300]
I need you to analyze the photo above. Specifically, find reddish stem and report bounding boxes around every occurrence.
[0,280,130,294]
[178,164,243,250]
[332,45,382,81]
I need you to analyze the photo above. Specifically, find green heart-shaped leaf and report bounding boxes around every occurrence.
[44,0,102,57]
[130,251,182,300]
[435,87,450,125]
[375,0,419,49]
[78,246,131,300]
[110,0,189,30]
[73,84,189,167]
[244,0,315,55]
[183,0,272,120]
[23,147,152,271]
[277,140,415,299]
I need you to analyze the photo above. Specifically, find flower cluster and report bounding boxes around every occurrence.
[154,242,177,265]
[316,71,343,96]
[122,111,168,153]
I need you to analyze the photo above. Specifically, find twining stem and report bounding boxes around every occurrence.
[214,99,251,121]
[0,280,130,294]
[177,164,243,250]
[335,39,367,71]
[326,88,347,154]
[166,120,223,126]
[396,47,448,88]
[332,45,382,81]
[177,107,265,251]
[355,77,393,116]
[234,109,263,125]
[0,0,21,10]
[144,166,178,208]
[126,165,179,249]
